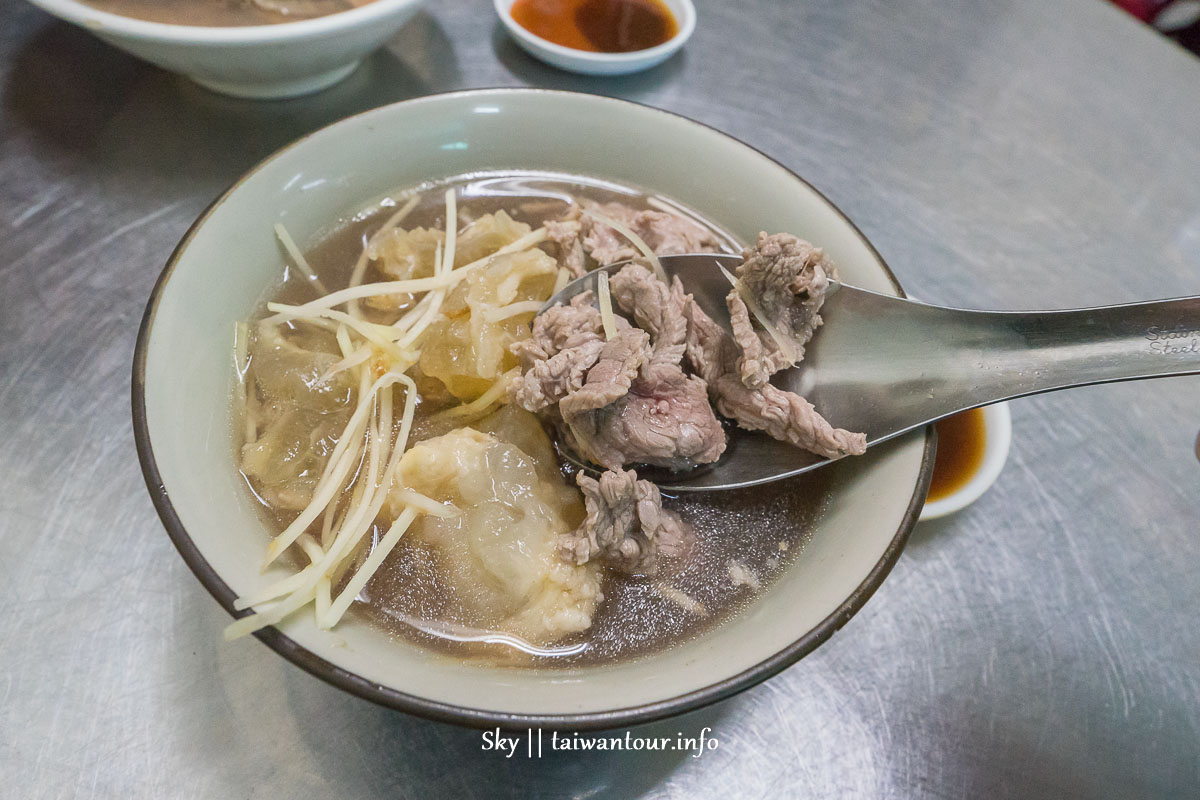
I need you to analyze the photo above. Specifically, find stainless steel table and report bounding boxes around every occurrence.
[2,0,1198,797]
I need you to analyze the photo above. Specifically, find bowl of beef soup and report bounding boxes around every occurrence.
[133,88,934,729]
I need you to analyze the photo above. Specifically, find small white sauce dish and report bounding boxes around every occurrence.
[21,0,430,99]
[494,0,696,76]
[920,402,1012,521]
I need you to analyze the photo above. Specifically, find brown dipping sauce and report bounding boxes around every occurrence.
[510,0,678,53]
[927,408,987,502]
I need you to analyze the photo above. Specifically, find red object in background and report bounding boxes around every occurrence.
[1110,0,1170,21]
[1109,0,1200,57]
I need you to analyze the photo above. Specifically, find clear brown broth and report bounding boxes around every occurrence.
[79,0,375,26]
[243,171,837,667]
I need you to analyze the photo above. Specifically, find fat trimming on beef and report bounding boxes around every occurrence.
[560,469,687,575]
[685,295,866,459]
[581,201,720,266]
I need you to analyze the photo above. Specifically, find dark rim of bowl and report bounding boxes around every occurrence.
[131,87,937,732]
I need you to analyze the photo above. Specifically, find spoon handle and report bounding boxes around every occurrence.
[798,290,1200,444]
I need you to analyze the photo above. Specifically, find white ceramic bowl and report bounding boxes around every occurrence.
[22,0,429,98]
[920,403,1012,521]
[133,89,934,729]
[494,0,696,75]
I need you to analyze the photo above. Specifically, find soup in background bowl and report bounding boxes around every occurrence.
[77,0,379,26]
[23,0,428,98]
[133,88,934,729]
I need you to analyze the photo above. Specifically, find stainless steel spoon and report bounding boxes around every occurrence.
[544,253,1200,491]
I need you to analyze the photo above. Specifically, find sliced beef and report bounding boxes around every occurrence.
[545,217,587,278]
[627,363,726,466]
[512,224,863,577]
[560,469,686,574]
[727,291,793,389]
[558,265,727,471]
[608,263,689,367]
[581,201,720,265]
[511,291,602,369]
[684,297,866,459]
[563,360,726,471]
[516,198,571,220]
[512,338,607,412]
[511,292,611,413]
[728,231,836,387]
[559,329,652,422]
